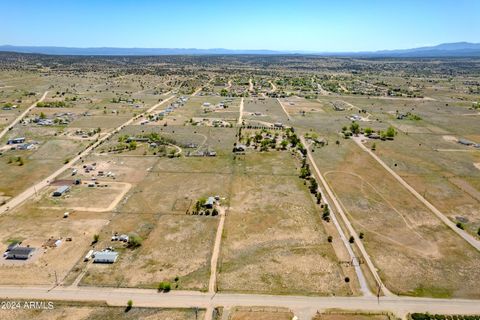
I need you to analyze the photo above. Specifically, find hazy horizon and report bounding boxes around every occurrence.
[0,41,479,54]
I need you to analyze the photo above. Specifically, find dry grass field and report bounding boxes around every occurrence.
[119,162,232,215]
[366,133,480,236]
[243,98,290,125]
[312,139,480,298]
[219,152,354,296]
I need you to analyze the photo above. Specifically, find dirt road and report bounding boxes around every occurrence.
[0,286,479,320]
[0,95,176,215]
[208,207,226,293]
[316,83,330,96]
[0,91,49,141]
[300,136,391,297]
[205,206,227,320]
[276,98,291,120]
[269,80,277,92]
[237,98,244,125]
[353,136,480,251]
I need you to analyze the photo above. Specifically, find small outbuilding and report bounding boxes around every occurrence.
[53,185,70,197]
[234,144,247,152]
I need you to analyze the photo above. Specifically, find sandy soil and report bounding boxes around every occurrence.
[442,135,458,143]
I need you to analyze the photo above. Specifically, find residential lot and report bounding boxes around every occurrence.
[0,203,109,285]
[218,152,355,296]
[79,213,217,290]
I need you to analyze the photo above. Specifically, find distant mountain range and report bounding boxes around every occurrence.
[1,42,480,57]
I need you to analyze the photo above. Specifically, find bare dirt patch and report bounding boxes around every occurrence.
[229,306,293,320]
[442,135,458,143]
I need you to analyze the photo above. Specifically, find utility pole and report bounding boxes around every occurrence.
[377,281,381,304]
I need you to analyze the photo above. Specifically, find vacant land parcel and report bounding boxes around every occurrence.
[312,139,480,298]
[218,152,354,296]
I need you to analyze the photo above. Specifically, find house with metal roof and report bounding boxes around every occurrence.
[5,246,35,260]
[53,185,70,197]
[93,250,119,263]
[205,196,216,209]
[7,137,25,145]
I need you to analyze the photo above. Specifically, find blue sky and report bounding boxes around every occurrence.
[2,0,479,51]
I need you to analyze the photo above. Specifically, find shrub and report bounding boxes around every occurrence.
[128,234,143,248]
[158,281,171,292]
[125,299,133,312]
[386,126,396,138]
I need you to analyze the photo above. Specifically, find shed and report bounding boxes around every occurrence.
[205,197,215,209]
[6,246,35,260]
[53,185,70,197]
[93,251,118,263]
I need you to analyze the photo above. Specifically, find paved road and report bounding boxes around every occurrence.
[353,136,480,251]
[0,91,49,141]
[0,95,175,215]
[0,286,479,319]
[300,137,374,297]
